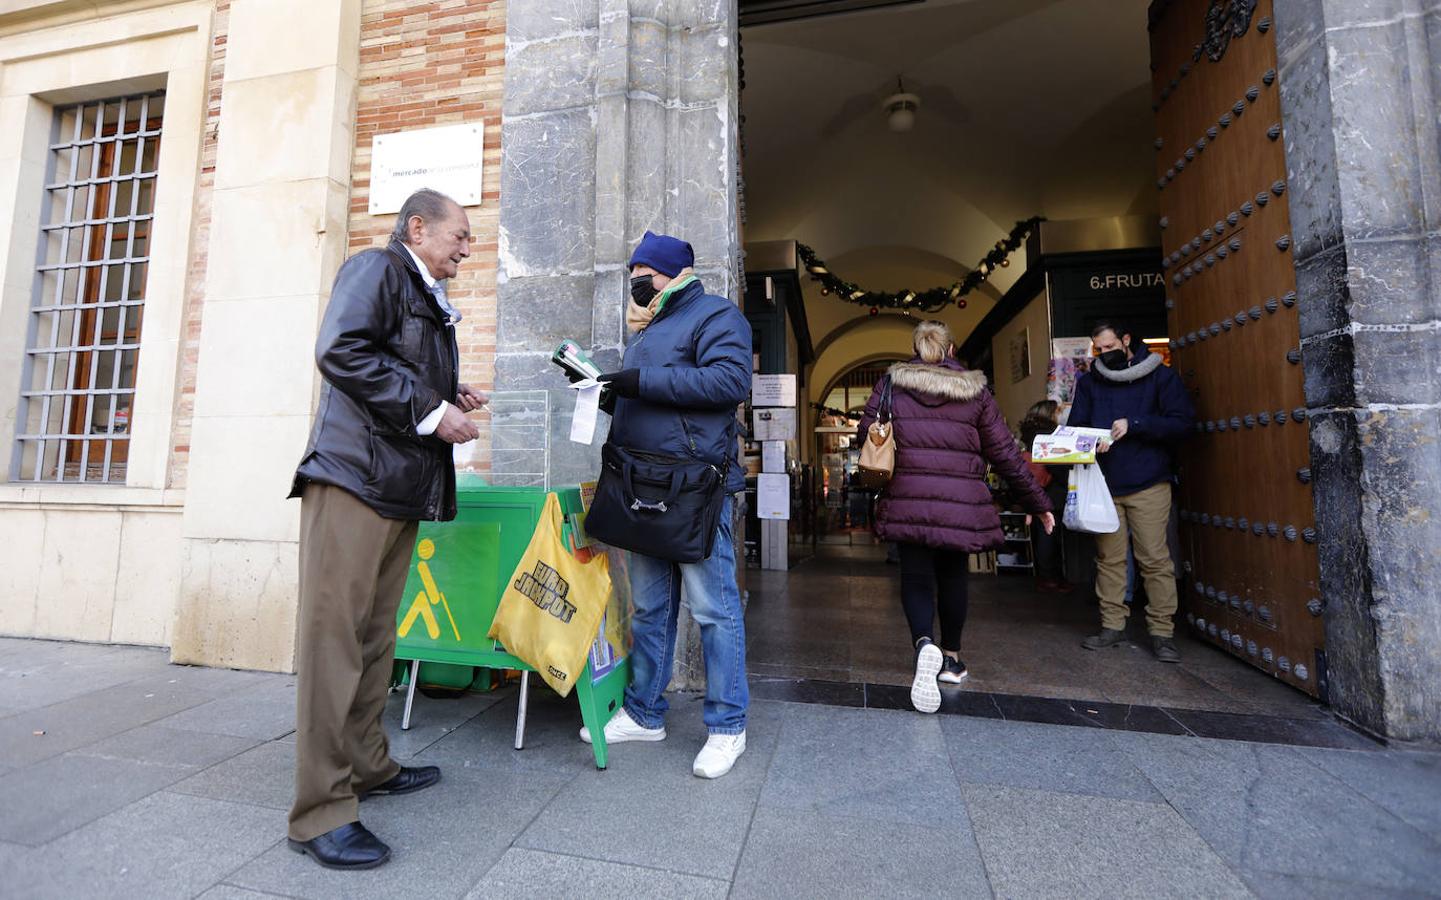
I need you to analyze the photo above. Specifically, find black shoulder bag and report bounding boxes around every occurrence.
[584,419,732,563]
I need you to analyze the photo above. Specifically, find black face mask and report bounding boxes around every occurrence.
[1099,348,1128,370]
[630,274,658,307]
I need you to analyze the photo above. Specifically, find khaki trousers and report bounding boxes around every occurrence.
[289,483,419,841]
[1093,481,1178,638]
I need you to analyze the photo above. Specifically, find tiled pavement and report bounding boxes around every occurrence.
[2,637,1439,899]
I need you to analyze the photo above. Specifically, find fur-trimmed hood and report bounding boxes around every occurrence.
[887,359,987,404]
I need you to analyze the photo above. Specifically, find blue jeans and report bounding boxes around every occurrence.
[623,494,748,735]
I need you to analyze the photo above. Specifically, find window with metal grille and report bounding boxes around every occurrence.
[13,92,164,484]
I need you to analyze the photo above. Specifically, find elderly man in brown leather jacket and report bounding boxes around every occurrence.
[286,188,485,870]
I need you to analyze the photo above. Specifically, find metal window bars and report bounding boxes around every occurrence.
[12,91,164,484]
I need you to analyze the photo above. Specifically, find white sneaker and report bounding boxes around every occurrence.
[692,731,746,779]
[911,641,943,714]
[579,708,666,745]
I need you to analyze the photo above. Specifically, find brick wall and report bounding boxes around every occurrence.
[349,0,506,473]
[169,0,506,487]
[168,0,229,489]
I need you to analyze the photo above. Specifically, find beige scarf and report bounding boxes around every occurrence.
[626,269,696,333]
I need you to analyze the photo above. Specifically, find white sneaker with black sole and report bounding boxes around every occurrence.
[911,639,943,714]
[939,655,969,685]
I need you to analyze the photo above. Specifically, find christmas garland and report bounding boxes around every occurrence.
[796,216,1043,316]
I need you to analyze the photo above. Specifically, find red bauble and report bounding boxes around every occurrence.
[868,306,879,316]
[957,298,968,308]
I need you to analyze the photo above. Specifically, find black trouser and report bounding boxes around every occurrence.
[1033,477,1069,580]
[899,542,969,651]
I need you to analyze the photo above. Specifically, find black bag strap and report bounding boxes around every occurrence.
[878,375,894,425]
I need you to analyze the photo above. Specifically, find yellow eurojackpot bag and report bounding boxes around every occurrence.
[489,493,611,696]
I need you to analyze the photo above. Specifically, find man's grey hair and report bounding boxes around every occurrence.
[392,188,461,244]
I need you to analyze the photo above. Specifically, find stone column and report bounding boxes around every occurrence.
[170,0,361,670]
[1274,0,1441,740]
[497,0,741,688]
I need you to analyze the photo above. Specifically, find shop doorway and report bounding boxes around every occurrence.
[737,0,1324,718]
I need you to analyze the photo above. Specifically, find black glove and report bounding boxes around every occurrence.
[599,389,617,417]
[563,367,589,385]
[598,369,641,399]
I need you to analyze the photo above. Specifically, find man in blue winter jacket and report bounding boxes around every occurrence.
[1068,321,1194,662]
[576,231,753,779]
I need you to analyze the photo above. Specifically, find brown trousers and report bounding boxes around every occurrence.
[1093,481,1179,638]
[289,483,419,841]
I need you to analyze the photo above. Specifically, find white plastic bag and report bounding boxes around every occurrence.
[1063,463,1120,534]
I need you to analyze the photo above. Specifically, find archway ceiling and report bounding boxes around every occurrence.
[742,0,1156,281]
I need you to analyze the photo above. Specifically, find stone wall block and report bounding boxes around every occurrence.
[1294,244,1350,339]
[1276,0,1344,260]
[627,19,668,98]
[594,13,632,99]
[496,274,596,352]
[507,0,596,42]
[498,109,597,278]
[1354,406,1441,737]
[625,98,669,239]
[592,268,627,348]
[677,23,732,104]
[1301,332,1357,409]
[1346,236,1441,325]
[628,0,666,21]
[1307,409,1385,729]
[672,0,731,25]
[504,33,599,117]
[1352,328,1441,406]
[671,105,734,268]
[594,93,632,266]
[1325,19,1430,241]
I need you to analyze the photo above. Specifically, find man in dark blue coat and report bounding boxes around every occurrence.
[576,232,753,779]
[1068,321,1194,662]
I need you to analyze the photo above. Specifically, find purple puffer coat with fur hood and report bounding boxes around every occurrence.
[858,357,1051,552]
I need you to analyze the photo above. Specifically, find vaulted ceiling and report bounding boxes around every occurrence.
[741,0,1157,296]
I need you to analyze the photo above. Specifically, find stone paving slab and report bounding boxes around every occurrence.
[512,700,783,881]
[1113,730,1441,893]
[469,847,729,900]
[0,750,201,845]
[1297,745,1441,843]
[0,675,214,768]
[757,702,962,827]
[941,715,1165,804]
[168,740,297,812]
[729,806,991,899]
[5,791,280,900]
[963,783,1253,899]
[156,677,300,741]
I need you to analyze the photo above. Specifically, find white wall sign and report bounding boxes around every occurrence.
[757,473,791,520]
[369,123,485,215]
[753,408,797,441]
[752,374,797,407]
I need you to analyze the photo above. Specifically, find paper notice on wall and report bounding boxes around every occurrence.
[569,380,604,444]
[762,441,786,473]
[753,408,797,441]
[757,473,790,520]
[752,374,797,407]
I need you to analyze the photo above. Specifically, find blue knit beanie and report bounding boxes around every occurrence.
[628,231,694,277]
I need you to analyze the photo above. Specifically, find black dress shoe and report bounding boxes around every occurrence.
[288,822,390,870]
[359,765,441,800]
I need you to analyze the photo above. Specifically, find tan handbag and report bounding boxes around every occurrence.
[857,377,895,489]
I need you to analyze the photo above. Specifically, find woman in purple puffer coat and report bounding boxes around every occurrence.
[858,321,1054,713]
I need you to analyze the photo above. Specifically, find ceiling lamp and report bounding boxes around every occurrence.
[883,78,920,132]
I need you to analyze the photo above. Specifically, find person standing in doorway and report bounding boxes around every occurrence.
[1019,400,1072,593]
[860,321,1054,713]
[1068,321,1194,662]
[574,231,754,779]
[287,188,487,869]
